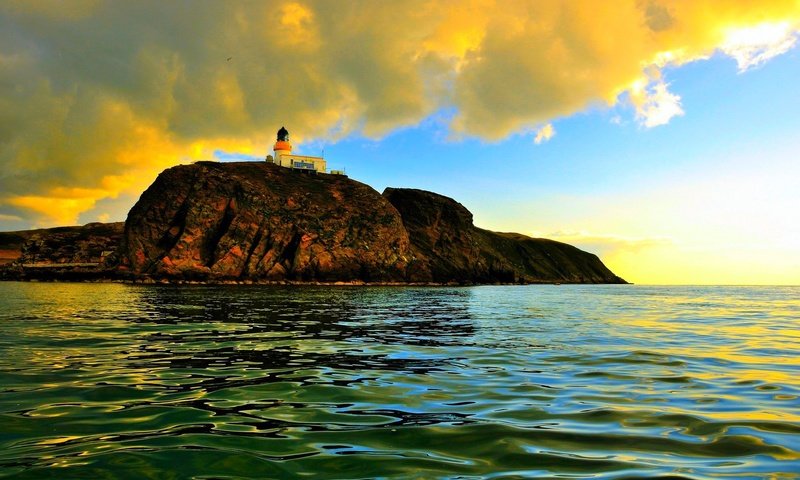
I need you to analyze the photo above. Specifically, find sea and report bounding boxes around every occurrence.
[0,283,797,479]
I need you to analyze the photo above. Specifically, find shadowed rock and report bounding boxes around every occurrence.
[382,188,625,284]
[0,222,124,280]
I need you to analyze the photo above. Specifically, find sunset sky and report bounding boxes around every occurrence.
[1,1,799,285]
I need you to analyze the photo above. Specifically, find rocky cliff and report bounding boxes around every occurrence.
[1,161,625,284]
[382,188,625,284]
[116,161,623,283]
[119,161,412,281]
[0,222,123,280]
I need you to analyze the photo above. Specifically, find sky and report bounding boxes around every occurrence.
[1,0,799,285]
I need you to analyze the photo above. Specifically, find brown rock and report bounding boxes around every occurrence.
[0,222,124,266]
[118,162,412,281]
[0,222,124,280]
[383,188,625,284]
[1,162,625,284]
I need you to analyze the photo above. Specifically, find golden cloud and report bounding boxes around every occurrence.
[1,0,799,226]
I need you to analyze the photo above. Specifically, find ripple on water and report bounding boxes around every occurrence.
[0,283,798,478]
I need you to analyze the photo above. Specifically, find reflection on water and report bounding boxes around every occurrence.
[0,283,798,478]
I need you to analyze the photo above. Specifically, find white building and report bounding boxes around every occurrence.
[266,126,326,173]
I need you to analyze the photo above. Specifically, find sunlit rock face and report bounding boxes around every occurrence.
[119,162,412,281]
[116,161,624,284]
[383,188,626,284]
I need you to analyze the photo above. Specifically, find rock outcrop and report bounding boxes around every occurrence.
[383,188,625,283]
[1,161,625,284]
[119,162,413,282]
[116,161,623,283]
[0,222,123,280]
[17,222,124,265]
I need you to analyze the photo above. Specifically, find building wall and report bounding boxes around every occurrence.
[276,153,326,172]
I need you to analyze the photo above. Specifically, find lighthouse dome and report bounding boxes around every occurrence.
[277,126,289,141]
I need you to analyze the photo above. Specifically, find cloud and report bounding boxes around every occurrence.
[543,230,672,257]
[1,1,800,226]
[533,124,555,144]
[629,74,684,128]
[721,21,799,71]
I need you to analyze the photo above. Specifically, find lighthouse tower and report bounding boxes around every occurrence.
[266,126,327,173]
[273,126,292,167]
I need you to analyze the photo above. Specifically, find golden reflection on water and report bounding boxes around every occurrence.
[1,283,799,477]
[605,296,800,386]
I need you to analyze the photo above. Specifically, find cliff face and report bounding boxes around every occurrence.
[0,222,124,266]
[0,222,124,280]
[0,161,625,284]
[119,162,412,281]
[114,161,623,283]
[382,188,625,284]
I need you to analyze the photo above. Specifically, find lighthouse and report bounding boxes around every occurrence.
[266,126,327,173]
[272,126,292,167]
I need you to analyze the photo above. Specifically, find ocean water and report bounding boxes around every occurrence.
[0,283,797,479]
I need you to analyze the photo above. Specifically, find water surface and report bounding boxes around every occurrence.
[0,283,798,478]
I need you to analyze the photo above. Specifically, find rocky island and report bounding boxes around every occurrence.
[1,161,624,284]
